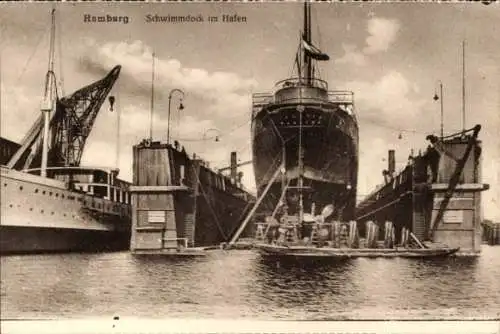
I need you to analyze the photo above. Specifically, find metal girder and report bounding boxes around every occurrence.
[7,65,121,170]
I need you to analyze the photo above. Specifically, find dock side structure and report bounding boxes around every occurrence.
[356,125,489,255]
[129,140,255,254]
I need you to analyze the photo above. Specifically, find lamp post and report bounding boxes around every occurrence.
[203,128,221,142]
[202,128,221,158]
[433,80,444,139]
[167,88,185,144]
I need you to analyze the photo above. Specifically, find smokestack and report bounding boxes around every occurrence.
[230,151,237,183]
[388,150,395,176]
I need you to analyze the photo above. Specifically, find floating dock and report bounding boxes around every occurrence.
[129,139,255,255]
[356,125,488,255]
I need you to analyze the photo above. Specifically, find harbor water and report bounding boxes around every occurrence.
[1,246,499,320]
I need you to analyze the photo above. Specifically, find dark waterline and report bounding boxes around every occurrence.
[1,246,499,320]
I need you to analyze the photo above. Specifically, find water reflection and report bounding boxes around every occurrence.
[1,247,499,320]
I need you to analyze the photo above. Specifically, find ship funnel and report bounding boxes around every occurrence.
[230,151,237,183]
[388,150,395,176]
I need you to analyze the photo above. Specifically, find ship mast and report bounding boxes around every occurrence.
[303,1,312,85]
[40,9,58,178]
[298,2,311,225]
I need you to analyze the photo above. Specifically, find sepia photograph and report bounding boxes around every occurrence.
[0,1,499,333]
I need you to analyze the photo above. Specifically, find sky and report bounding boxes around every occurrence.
[0,2,499,220]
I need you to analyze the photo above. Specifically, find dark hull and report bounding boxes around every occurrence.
[252,101,358,220]
[174,182,254,247]
[0,226,129,255]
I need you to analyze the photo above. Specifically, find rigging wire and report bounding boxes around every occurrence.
[15,24,50,86]
[175,118,252,142]
[191,165,228,241]
[56,8,65,96]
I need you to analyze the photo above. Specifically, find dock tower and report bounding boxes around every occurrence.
[129,140,255,253]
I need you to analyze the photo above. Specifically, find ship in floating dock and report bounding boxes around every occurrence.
[250,2,358,221]
[247,126,487,260]
[0,10,131,254]
[227,3,488,260]
[129,139,256,254]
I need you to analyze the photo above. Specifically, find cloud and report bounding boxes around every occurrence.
[363,18,400,54]
[335,44,367,66]
[78,39,257,119]
[346,71,427,126]
[335,16,400,66]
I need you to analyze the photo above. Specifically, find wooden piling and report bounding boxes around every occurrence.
[384,221,395,249]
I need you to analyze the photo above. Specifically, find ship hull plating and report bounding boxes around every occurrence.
[1,167,131,254]
[252,102,358,220]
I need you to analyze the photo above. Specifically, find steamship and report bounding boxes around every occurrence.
[251,3,358,221]
[0,10,131,254]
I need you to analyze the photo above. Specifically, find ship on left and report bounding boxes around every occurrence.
[0,9,131,254]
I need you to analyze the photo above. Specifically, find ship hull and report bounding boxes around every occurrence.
[0,226,129,254]
[252,101,358,220]
[1,167,131,254]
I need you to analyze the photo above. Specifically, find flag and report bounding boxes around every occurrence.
[302,39,329,61]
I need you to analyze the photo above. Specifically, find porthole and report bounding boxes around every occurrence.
[42,191,46,195]
[19,186,23,191]
[29,208,33,211]
[35,189,39,193]
[51,212,54,215]
[41,209,44,213]
[3,183,6,187]
[9,204,13,208]
[55,193,59,197]
[61,194,65,199]
[49,192,53,196]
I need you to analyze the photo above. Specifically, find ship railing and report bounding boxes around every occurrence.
[327,91,354,105]
[274,77,329,90]
[252,93,274,107]
[252,90,354,110]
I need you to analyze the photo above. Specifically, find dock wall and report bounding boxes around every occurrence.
[129,141,255,253]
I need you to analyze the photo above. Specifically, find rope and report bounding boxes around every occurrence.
[15,24,50,86]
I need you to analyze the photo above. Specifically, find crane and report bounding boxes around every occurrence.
[7,65,121,171]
